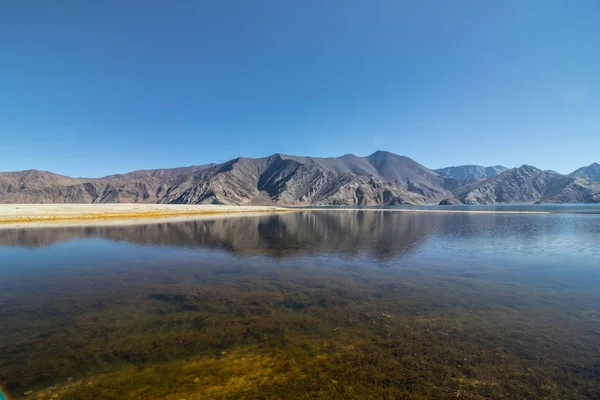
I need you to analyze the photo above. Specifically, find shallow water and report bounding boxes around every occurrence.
[1,209,600,399]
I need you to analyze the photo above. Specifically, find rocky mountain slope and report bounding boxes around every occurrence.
[435,165,509,180]
[454,165,600,204]
[0,152,444,206]
[2,154,599,205]
[570,163,600,183]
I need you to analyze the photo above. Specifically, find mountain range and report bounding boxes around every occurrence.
[1,152,599,205]
[434,165,509,180]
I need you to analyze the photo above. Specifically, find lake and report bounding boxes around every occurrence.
[1,208,599,399]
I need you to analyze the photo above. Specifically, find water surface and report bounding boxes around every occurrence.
[1,209,599,399]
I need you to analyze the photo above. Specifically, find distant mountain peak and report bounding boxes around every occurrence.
[518,164,539,170]
[368,150,391,159]
[368,150,409,160]
[570,162,600,183]
[456,165,600,204]
[370,150,392,155]
[435,164,509,180]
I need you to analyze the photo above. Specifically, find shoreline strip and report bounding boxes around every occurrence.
[0,209,296,225]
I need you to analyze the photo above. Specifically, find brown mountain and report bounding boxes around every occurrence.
[2,155,599,206]
[367,151,448,197]
[454,165,600,204]
[0,152,446,206]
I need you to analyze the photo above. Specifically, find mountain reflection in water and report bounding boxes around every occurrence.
[2,210,598,261]
[0,211,439,259]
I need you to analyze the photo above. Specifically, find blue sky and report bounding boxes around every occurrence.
[1,0,598,177]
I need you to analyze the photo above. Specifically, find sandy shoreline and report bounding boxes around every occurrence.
[0,204,294,228]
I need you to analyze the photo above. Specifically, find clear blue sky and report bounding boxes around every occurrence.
[1,0,598,177]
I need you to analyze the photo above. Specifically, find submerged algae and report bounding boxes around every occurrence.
[1,259,599,400]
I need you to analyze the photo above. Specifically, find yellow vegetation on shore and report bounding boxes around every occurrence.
[0,209,294,225]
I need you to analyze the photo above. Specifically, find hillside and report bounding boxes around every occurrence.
[0,153,443,206]
[435,165,509,180]
[454,165,600,204]
[2,154,599,206]
[570,163,600,183]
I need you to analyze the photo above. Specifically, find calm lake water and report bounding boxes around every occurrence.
[1,209,599,399]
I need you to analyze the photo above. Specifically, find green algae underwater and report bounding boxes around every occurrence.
[1,210,600,399]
